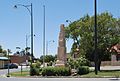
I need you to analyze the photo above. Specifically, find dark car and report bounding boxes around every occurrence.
[4,63,18,69]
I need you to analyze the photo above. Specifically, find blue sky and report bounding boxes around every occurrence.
[0,0,120,58]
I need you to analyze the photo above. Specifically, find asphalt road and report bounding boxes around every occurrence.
[0,78,120,81]
[0,66,29,77]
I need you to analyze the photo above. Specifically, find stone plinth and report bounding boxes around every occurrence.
[55,60,65,67]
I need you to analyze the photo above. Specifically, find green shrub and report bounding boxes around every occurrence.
[30,66,40,76]
[77,57,89,66]
[67,56,90,69]
[30,62,41,76]
[77,66,89,75]
[42,67,71,76]
[47,61,53,66]
[42,67,55,76]
[55,67,71,76]
[67,57,76,69]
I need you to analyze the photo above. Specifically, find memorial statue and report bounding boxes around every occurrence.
[56,24,67,66]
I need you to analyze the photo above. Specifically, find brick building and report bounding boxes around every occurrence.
[10,55,30,65]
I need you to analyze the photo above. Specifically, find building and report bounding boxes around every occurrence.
[110,44,120,61]
[9,54,30,65]
[0,57,9,68]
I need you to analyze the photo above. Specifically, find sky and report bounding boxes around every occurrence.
[0,0,120,58]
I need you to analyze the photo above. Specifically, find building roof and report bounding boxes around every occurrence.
[110,44,120,54]
[0,57,8,60]
[0,53,5,57]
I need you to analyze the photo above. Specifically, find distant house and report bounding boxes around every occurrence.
[110,44,120,53]
[110,44,120,61]
[0,57,9,68]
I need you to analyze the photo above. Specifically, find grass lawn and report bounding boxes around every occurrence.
[81,70,120,78]
[10,70,120,78]
[10,71,30,77]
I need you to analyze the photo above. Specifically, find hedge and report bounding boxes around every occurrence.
[30,62,41,76]
[42,67,71,76]
[77,66,89,75]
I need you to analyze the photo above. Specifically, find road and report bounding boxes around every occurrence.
[0,66,29,77]
[0,78,119,81]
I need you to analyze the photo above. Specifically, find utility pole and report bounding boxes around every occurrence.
[94,0,98,75]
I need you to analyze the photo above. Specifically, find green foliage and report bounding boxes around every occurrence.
[67,56,89,69]
[47,61,53,66]
[30,62,41,76]
[42,67,55,76]
[0,45,7,57]
[2,50,7,56]
[42,67,71,76]
[0,45,3,53]
[77,66,90,75]
[76,56,90,66]
[39,55,56,63]
[65,12,120,62]
[67,57,76,69]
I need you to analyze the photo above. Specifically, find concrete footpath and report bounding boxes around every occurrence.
[90,66,120,70]
[0,77,120,81]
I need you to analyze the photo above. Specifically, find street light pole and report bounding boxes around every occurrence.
[30,3,34,63]
[14,3,34,76]
[26,35,28,55]
[46,40,55,55]
[43,5,46,67]
[7,49,10,77]
[46,41,48,56]
[94,0,98,75]
[14,3,34,62]
[26,34,35,55]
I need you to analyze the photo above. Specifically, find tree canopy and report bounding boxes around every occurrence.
[65,12,120,61]
[39,55,56,63]
[0,45,7,56]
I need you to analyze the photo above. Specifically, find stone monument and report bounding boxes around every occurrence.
[56,24,67,66]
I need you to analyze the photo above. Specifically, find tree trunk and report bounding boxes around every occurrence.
[98,59,101,71]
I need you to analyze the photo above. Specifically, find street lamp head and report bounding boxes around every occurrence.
[66,20,69,22]
[66,20,72,23]
[13,4,32,17]
[14,5,18,8]
[53,40,55,42]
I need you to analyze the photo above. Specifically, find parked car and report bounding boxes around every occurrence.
[20,62,29,66]
[4,63,18,69]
